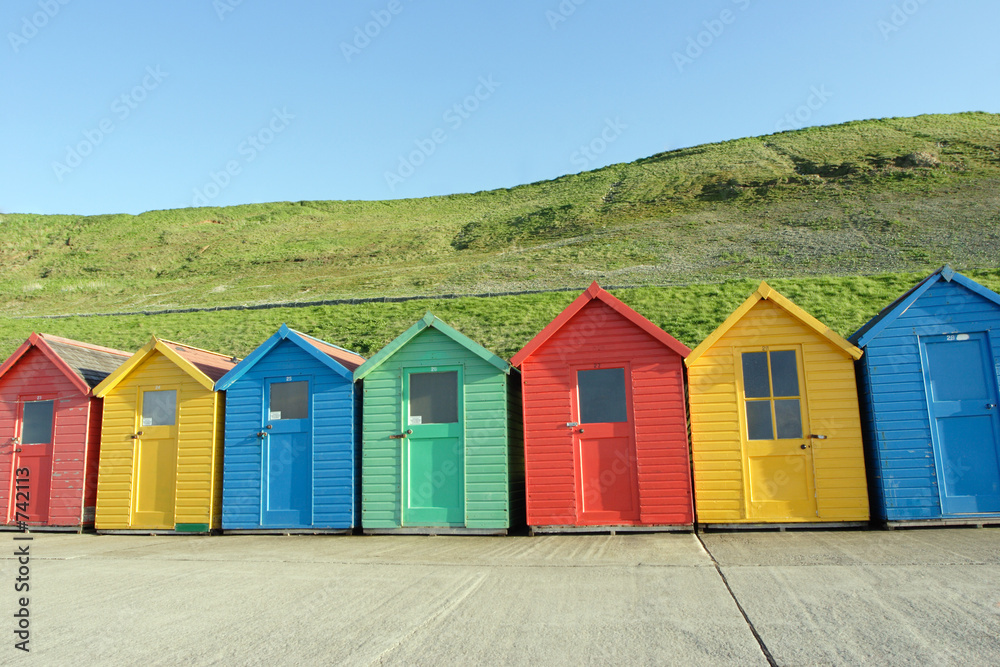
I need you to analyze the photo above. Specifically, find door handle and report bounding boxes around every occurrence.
[578,428,584,433]
[988,404,997,409]
[131,431,143,440]
[256,431,268,438]
[390,429,413,439]
[800,444,808,449]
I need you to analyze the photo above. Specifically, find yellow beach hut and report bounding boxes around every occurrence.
[685,282,869,527]
[92,337,237,533]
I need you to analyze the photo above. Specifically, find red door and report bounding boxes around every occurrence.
[10,397,55,525]
[571,364,639,524]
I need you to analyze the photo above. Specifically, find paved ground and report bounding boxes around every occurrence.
[2,528,998,665]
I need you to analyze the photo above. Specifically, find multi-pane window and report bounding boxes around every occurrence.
[742,350,803,440]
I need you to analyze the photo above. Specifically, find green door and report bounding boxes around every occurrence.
[402,367,464,526]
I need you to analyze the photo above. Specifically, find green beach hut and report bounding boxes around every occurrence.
[354,313,523,534]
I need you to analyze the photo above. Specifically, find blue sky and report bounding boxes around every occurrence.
[3,0,998,215]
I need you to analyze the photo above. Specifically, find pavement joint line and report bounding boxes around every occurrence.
[697,534,778,667]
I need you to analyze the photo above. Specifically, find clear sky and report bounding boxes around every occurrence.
[3,0,998,215]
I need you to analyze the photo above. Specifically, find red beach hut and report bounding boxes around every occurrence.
[0,333,130,531]
[510,283,693,532]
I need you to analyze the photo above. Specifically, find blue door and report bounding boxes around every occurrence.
[262,378,312,527]
[921,333,1000,515]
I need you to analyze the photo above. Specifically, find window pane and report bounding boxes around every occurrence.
[742,352,771,398]
[746,401,773,440]
[578,368,628,424]
[409,371,458,424]
[270,381,308,420]
[769,350,800,397]
[141,390,176,426]
[924,340,988,401]
[774,399,803,439]
[22,401,54,444]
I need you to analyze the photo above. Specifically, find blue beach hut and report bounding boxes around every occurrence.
[215,325,365,533]
[851,266,1000,526]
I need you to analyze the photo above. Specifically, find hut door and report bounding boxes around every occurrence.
[132,388,178,529]
[571,365,639,524]
[402,367,464,525]
[261,378,313,526]
[920,333,1000,515]
[738,348,816,520]
[12,398,55,524]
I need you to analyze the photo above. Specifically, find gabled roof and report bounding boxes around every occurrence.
[93,336,239,396]
[354,312,510,381]
[215,324,365,390]
[685,281,862,367]
[850,265,1000,348]
[0,333,131,396]
[510,281,691,367]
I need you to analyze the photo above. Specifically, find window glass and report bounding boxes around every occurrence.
[745,402,773,440]
[21,401,54,444]
[742,352,771,398]
[924,340,988,401]
[774,399,803,439]
[409,371,458,424]
[578,368,627,424]
[769,350,799,397]
[141,390,176,426]
[270,381,308,420]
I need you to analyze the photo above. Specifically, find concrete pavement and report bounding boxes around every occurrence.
[1,528,998,665]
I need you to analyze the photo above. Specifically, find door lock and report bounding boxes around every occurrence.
[390,429,414,440]
[578,428,584,434]
[800,444,808,449]
[130,431,143,440]
[987,404,997,409]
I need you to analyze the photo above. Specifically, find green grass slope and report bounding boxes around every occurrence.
[3,112,999,319]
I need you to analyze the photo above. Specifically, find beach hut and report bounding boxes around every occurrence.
[354,312,522,534]
[92,337,237,533]
[685,282,869,526]
[851,266,1000,526]
[0,334,130,531]
[214,325,365,533]
[510,282,693,532]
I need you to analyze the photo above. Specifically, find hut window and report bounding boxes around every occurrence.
[21,400,54,444]
[142,390,177,426]
[409,371,458,424]
[270,381,308,420]
[742,350,803,440]
[577,368,627,423]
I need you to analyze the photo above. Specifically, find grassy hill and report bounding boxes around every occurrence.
[2,111,998,359]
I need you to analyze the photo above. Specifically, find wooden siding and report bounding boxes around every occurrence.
[222,338,356,529]
[361,327,511,529]
[859,278,1000,520]
[96,350,223,530]
[520,300,692,527]
[688,299,869,523]
[0,347,95,527]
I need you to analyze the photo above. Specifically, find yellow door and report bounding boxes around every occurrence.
[737,346,816,520]
[131,387,179,529]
